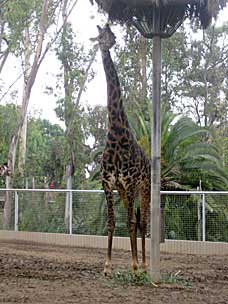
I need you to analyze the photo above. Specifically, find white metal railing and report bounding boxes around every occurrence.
[0,188,228,243]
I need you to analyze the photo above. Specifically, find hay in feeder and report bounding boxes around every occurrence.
[94,0,228,35]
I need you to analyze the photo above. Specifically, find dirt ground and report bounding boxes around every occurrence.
[0,240,227,304]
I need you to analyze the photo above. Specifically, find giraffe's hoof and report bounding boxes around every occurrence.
[142,263,148,273]
[104,262,112,277]
[132,263,139,276]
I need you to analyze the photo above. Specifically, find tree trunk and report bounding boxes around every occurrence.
[3,177,12,230]
[3,0,50,229]
[3,133,17,229]
[139,35,147,104]
[18,27,31,176]
[0,16,10,74]
[18,114,28,175]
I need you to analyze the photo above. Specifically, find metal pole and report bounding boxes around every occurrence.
[150,34,161,283]
[202,193,206,241]
[65,164,72,234]
[14,191,18,231]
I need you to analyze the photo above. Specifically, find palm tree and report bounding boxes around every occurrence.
[129,102,228,190]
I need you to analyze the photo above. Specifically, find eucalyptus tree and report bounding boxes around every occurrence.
[85,105,108,186]
[114,20,228,123]
[55,14,98,230]
[1,0,78,229]
[113,26,151,112]
[55,17,98,188]
[113,24,189,113]
[178,22,228,128]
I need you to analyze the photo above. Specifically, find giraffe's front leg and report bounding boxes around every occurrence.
[140,217,148,273]
[103,187,115,276]
[140,190,150,273]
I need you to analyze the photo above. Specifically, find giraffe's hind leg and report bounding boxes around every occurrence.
[125,191,138,274]
[103,184,115,276]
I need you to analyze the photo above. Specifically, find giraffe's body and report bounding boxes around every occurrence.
[97,24,151,275]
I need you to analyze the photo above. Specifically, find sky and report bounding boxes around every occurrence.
[1,1,228,127]
[30,0,109,126]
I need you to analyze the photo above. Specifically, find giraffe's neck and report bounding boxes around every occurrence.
[101,49,128,127]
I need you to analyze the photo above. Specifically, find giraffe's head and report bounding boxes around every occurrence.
[97,23,116,51]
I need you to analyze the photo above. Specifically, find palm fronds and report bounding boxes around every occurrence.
[129,100,228,190]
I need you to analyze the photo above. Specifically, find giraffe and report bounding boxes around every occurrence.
[97,24,151,275]
[0,163,11,177]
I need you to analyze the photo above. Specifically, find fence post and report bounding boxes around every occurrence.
[69,190,72,235]
[197,197,201,241]
[65,164,72,234]
[14,191,18,231]
[202,193,206,241]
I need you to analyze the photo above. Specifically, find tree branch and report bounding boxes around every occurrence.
[0,71,24,102]
[0,47,9,74]
[66,45,99,137]
[37,0,79,71]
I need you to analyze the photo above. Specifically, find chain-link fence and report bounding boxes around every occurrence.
[0,189,228,242]
[162,192,228,242]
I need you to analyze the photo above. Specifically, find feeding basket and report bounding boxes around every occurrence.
[94,0,228,38]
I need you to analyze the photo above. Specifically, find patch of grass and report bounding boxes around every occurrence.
[109,270,191,288]
[161,271,192,288]
[112,270,152,286]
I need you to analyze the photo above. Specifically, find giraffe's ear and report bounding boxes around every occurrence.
[97,25,102,34]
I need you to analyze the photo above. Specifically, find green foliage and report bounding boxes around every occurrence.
[174,24,228,127]
[72,192,128,236]
[2,0,37,53]
[205,194,228,242]
[111,270,191,288]
[161,26,189,108]
[0,104,66,187]
[0,104,20,187]
[19,192,65,233]
[129,101,228,190]
[72,192,107,235]
[114,26,151,112]
[112,270,152,286]
[24,118,65,186]
[1,0,62,56]
[165,196,198,240]
[0,103,19,160]
[206,211,228,242]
